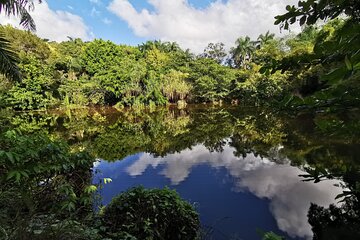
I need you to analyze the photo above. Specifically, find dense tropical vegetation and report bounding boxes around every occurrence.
[1,0,360,239]
[0,0,358,111]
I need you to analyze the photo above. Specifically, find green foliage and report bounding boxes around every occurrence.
[1,0,358,111]
[201,42,227,64]
[260,231,285,240]
[308,201,360,240]
[0,30,20,81]
[230,36,257,69]
[0,128,99,239]
[7,54,58,110]
[49,38,85,73]
[275,0,360,30]
[269,0,360,110]
[102,186,200,240]
[189,58,236,103]
[257,31,276,47]
[1,25,51,60]
[161,69,191,101]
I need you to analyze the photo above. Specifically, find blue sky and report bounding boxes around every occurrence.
[0,0,299,53]
[47,0,220,46]
[47,0,147,45]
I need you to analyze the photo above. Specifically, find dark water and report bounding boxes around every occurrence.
[5,105,360,239]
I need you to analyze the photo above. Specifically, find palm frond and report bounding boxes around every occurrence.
[0,31,20,81]
[0,0,41,31]
[19,5,36,31]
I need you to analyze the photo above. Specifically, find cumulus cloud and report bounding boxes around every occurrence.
[108,0,300,53]
[126,144,341,239]
[0,2,93,42]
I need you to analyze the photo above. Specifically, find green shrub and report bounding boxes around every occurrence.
[102,186,200,240]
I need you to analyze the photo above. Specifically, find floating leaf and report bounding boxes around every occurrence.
[104,178,112,184]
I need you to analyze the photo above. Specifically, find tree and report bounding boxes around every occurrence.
[252,0,360,111]
[139,40,181,54]
[161,69,191,102]
[201,42,227,64]
[189,58,236,102]
[0,0,42,81]
[230,36,256,69]
[81,39,123,76]
[257,31,275,47]
[274,0,360,30]
[0,0,42,31]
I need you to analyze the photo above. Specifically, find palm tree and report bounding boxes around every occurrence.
[0,32,20,81]
[257,31,275,47]
[0,0,41,81]
[230,36,256,69]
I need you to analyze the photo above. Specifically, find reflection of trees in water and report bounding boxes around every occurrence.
[300,146,360,239]
[286,111,360,239]
[4,106,360,239]
[6,106,359,164]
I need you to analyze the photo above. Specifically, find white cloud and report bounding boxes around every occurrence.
[0,2,93,42]
[235,165,340,239]
[108,0,300,53]
[91,6,101,17]
[125,144,341,239]
[102,17,112,25]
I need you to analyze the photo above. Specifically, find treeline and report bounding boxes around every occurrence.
[0,6,359,111]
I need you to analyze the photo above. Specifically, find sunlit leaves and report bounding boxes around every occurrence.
[103,178,112,184]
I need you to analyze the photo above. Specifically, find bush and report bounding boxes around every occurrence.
[102,186,200,240]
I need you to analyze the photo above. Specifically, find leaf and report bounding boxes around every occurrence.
[20,171,29,178]
[6,170,17,180]
[0,31,21,81]
[5,152,14,163]
[335,191,352,200]
[321,67,347,84]
[345,55,352,70]
[274,19,281,25]
[259,66,268,74]
[299,16,306,26]
[103,178,112,184]
[354,61,360,71]
[84,185,98,194]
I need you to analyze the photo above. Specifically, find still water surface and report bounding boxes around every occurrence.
[88,105,357,240]
[8,105,359,239]
[93,143,341,240]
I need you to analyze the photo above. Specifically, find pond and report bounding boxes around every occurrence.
[2,105,360,239]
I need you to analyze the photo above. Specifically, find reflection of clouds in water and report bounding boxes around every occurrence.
[235,165,340,239]
[126,144,342,239]
[127,143,273,184]
[93,159,102,168]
